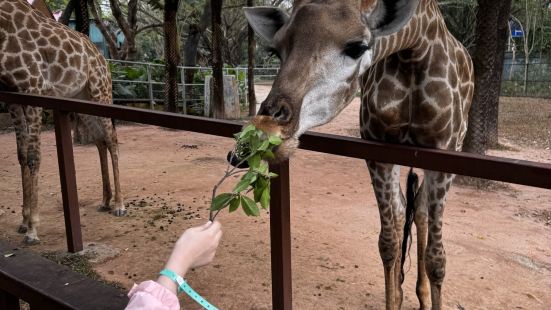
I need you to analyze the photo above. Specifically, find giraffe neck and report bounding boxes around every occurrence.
[371,0,445,64]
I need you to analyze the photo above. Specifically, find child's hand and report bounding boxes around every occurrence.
[165,221,223,276]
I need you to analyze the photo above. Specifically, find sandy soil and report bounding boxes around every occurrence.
[0,97,550,310]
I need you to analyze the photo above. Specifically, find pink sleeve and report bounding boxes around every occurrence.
[125,280,180,310]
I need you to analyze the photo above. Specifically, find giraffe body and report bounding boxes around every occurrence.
[0,0,125,244]
[362,1,473,308]
[245,0,474,309]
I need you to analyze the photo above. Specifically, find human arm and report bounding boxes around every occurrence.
[125,221,222,310]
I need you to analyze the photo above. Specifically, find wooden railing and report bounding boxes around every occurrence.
[1,91,550,309]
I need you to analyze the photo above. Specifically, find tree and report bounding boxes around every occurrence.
[88,0,161,60]
[74,0,89,35]
[438,0,477,53]
[45,0,70,11]
[73,0,96,145]
[182,0,211,111]
[58,0,75,25]
[464,0,513,154]
[517,0,544,94]
[247,0,257,116]
[164,0,182,113]
[211,0,224,118]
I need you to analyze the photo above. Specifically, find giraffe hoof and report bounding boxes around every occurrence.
[17,225,28,234]
[98,204,112,212]
[23,235,40,245]
[113,209,127,217]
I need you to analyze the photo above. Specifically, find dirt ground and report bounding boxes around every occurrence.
[0,96,550,310]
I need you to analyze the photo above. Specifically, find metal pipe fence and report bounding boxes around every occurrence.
[107,59,551,104]
[107,59,279,113]
[501,61,551,98]
[1,91,550,309]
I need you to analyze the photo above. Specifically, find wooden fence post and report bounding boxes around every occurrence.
[53,109,83,253]
[269,160,292,309]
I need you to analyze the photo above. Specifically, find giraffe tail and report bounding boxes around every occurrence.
[400,167,419,284]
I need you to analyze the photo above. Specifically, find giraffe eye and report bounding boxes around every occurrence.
[343,42,369,59]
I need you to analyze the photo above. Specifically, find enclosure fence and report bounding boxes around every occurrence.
[501,61,551,98]
[0,92,550,309]
[108,59,279,113]
[109,59,551,105]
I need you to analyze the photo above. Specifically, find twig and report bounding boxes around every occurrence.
[209,146,253,221]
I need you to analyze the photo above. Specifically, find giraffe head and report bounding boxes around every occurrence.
[245,0,418,157]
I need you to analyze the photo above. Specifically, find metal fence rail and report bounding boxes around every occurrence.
[501,62,551,98]
[108,59,279,112]
[1,91,550,309]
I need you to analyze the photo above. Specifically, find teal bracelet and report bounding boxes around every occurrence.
[159,269,218,310]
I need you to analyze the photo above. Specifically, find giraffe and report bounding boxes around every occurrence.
[245,0,474,309]
[0,0,126,245]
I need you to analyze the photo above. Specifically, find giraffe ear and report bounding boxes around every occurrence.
[244,7,289,44]
[361,0,419,37]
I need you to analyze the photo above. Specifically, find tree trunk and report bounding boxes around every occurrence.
[464,0,511,154]
[89,0,139,60]
[487,0,513,147]
[74,0,89,35]
[211,0,224,118]
[73,0,95,145]
[89,0,121,59]
[59,0,75,25]
[508,43,516,80]
[247,0,257,116]
[163,0,181,113]
[183,0,211,111]
[523,59,529,95]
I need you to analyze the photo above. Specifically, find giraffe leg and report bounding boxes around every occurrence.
[77,115,124,216]
[107,137,124,217]
[367,161,405,310]
[8,105,31,235]
[9,105,42,244]
[101,117,125,217]
[96,141,112,211]
[23,106,42,244]
[423,171,454,310]
[413,180,431,310]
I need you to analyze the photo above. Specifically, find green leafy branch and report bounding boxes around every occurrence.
[209,125,282,221]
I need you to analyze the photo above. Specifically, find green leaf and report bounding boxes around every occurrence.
[253,185,263,202]
[238,124,256,139]
[234,171,257,193]
[268,135,283,146]
[260,187,270,209]
[248,154,261,170]
[210,193,234,211]
[241,196,260,216]
[229,196,240,213]
[258,140,270,151]
[243,171,258,183]
[258,162,269,174]
[234,178,250,193]
[262,150,276,160]
[268,172,279,178]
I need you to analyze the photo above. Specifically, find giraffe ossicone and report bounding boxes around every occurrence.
[0,0,126,244]
[246,0,474,309]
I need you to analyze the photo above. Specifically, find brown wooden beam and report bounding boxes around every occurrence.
[269,160,292,309]
[0,290,19,310]
[53,109,83,253]
[1,92,550,189]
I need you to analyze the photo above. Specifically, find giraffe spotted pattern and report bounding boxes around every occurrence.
[0,0,125,244]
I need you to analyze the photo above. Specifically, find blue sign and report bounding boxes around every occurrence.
[512,29,524,38]
[509,20,524,38]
